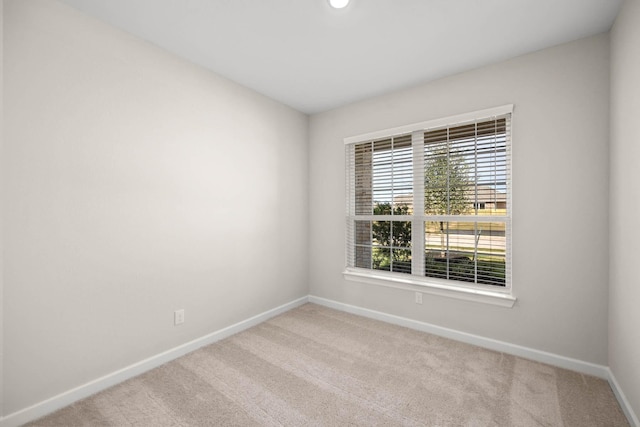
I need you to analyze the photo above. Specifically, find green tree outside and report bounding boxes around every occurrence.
[424,148,471,252]
[371,203,411,272]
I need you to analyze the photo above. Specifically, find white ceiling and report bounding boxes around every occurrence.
[58,0,623,114]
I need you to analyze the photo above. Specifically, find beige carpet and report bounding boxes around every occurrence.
[27,303,628,426]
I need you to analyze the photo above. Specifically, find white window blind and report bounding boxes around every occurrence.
[346,106,512,291]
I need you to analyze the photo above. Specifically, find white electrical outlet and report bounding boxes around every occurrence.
[174,309,185,325]
[415,292,423,304]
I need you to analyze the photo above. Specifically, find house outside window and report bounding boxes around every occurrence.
[345,106,513,303]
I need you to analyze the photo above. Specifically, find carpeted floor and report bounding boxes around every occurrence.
[27,303,629,426]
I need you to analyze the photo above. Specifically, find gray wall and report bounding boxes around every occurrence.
[3,0,308,415]
[5,0,637,420]
[309,34,611,364]
[610,0,640,417]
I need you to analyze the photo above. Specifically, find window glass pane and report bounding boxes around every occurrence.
[392,221,412,248]
[370,220,412,275]
[354,220,371,269]
[392,249,412,274]
[373,247,390,271]
[476,221,506,286]
[425,221,506,286]
[372,221,412,247]
[372,220,391,246]
[355,220,371,245]
[424,118,508,216]
[371,135,413,215]
[424,138,450,215]
[392,135,413,213]
[354,143,373,215]
[373,139,393,213]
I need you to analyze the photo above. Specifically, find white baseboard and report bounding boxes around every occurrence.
[309,295,640,426]
[3,295,637,427]
[0,296,309,427]
[607,368,640,427]
[308,295,609,377]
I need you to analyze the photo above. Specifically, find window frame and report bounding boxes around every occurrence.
[344,105,515,308]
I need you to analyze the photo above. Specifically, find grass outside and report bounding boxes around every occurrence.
[425,244,505,257]
[372,249,506,287]
[425,256,505,286]
[425,220,506,234]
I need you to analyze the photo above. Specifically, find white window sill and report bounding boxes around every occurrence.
[343,269,516,308]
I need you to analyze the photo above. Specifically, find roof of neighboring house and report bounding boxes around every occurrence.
[474,186,507,203]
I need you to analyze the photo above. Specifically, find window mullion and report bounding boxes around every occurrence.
[411,130,424,276]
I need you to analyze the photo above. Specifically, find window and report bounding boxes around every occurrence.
[345,106,513,301]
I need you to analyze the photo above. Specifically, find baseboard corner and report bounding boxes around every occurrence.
[607,367,640,427]
[308,295,640,425]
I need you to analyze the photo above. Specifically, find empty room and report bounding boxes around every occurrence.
[1,0,639,425]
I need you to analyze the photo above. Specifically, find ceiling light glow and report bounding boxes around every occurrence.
[329,0,349,9]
